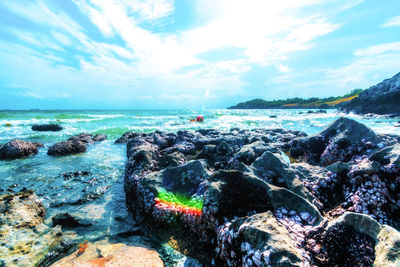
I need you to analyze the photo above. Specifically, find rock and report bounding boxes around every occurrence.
[93,134,107,142]
[139,159,211,197]
[250,151,315,202]
[0,191,73,266]
[31,124,63,131]
[269,115,277,118]
[48,140,87,156]
[234,141,274,165]
[309,212,400,267]
[52,213,92,228]
[370,144,400,167]
[159,151,185,167]
[203,170,272,225]
[48,133,106,156]
[287,117,380,165]
[115,131,139,144]
[0,139,43,159]
[341,72,400,116]
[216,211,303,266]
[50,240,164,267]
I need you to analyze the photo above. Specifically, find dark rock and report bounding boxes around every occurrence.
[52,213,92,228]
[370,144,400,167]
[48,140,87,156]
[287,117,380,165]
[0,139,43,159]
[93,134,107,142]
[159,151,185,168]
[48,133,106,156]
[250,151,314,202]
[234,141,274,165]
[115,131,140,144]
[31,124,63,131]
[269,115,277,118]
[341,72,400,116]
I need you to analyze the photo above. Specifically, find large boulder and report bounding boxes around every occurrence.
[341,72,400,116]
[287,117,381,165]
[0,139,43,159]
[32,124,63,131]
[50,240,164,267]
[0,191,73,266]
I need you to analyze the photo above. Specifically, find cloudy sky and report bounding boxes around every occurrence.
[0,0,399,109]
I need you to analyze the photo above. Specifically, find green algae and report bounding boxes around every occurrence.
[157,189,203,210]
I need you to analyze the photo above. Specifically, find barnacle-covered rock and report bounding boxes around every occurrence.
[287,117,382,165]
[216,211,303,266]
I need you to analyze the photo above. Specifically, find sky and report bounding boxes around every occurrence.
[0,0,399,109]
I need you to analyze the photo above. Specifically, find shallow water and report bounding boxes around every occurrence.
[0,109,398,263]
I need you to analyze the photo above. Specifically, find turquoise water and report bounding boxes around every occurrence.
[0,109,399,258]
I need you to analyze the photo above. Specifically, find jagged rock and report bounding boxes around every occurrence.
[31,124,63,131]
[0,139,43,159]
[50,240,164,267]
[0,191,73,266]
[341,72,400,116]
[287,117,381,165]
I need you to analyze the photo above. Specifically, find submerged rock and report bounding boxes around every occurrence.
[0,191,73,266]
[52,212,92,228]
[32,124,63,131]
[0,139,43,160]
[51,240,164,267]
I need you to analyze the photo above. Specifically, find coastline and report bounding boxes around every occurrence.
[0,111,399,266]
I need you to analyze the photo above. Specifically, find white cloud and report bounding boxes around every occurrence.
[354,41,400,56]
[382,16,400,27]
[0,0,367,106]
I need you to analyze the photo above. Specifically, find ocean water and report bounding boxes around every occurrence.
[0,109,399,261]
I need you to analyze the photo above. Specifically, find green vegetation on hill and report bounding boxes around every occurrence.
[228,89,363,109]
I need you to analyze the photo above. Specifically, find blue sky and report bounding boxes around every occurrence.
[0,0,399,109]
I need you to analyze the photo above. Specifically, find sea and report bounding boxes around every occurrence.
[0,109,399,263]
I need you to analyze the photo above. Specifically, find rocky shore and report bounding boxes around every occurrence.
[341,72,400,116]
[123,117,400,266]
[1,116,399,266]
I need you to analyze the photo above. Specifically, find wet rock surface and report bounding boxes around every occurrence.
[0,191,73,267]
[32,124,63,131]
[48,133,107,156]
[122,117,400,266]
[0,139,43,159]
